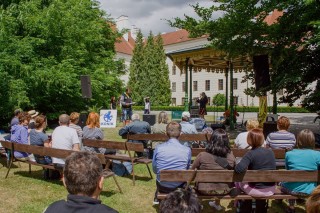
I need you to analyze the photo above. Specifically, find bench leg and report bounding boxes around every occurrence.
[146,164,153,179]
[29,164,31,174]
[131,161,135,186]
[112,175,123,193]
[5,159,14,179]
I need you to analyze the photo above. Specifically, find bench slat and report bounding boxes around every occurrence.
[160,170,319,182]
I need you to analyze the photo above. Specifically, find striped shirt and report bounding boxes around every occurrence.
[266,131,296,149]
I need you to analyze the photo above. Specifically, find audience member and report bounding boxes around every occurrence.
[159,188,201,213]
[44,152,118,213]
[152,121,191,205]
[27,110,39,129]
[235,128,276,197]
[83,112,115,155]
[119,113,151,157]
[29,115,52,165]
[150,111,169,149]
[69,112,83,145]
[3,109,21,141]
[266,116,296,149]
[192,129,235,211]
[10,112,31,159]
[51,114,80,166]
[280,129,320,213]
[306,185,320,213]
[235,119,260,149]
[180,111,198,147]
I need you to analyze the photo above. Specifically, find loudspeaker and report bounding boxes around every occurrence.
[143,114,156,126]
[80,75,92,98]
[79,112,88,129]
[253,55,271,90]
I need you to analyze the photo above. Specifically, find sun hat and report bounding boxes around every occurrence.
[182,111,190,118]
[28,110,39,118]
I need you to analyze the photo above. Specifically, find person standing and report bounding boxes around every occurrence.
[144,97,151,114]
[120,88,134,125]
[110,96,117,110]
[197,92,208,119]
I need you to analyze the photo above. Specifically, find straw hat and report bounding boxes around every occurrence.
[28,110,39,118]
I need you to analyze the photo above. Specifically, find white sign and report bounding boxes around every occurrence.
[100,110,117,128]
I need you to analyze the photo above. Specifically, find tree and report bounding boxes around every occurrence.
[128,31,171,106]
[0,0,124,124]
[170,1,320,111]
[212,93,226,106]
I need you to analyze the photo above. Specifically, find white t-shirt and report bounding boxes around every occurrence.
[145,102,150,110]
[235,131,250,149]
[51,126,80,164]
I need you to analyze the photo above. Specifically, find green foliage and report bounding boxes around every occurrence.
[128,31,171,106]
[212,93,226,106]
[170,1,320,108]
[0,0,124,124]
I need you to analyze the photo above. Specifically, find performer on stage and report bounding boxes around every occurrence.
[120,88,134,125]
[197,92,208,119]
[144,97,150,114]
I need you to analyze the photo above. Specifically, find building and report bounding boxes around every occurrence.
[114,14,302,107]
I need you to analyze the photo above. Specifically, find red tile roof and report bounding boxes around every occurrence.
[161,29,208,46]
[115,32,135,55]
[264,10,283,25]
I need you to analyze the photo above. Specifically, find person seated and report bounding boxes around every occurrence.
[119,113,151,157]
[10,112,31,160]
[69,112,83,146]
[51,114,80,167]
[192,129,235,211]
[234,119,260,149]
[82,112,115,155]
[306,185,320,213]
[152,121,191,205]
[235,128,276,197]
[159,188,201,213]
[44,152,118,213]
[280,129,320,213]
[266,116,296,167]
[223,109,239,125]
[150,111,169,149]
[180,111,198,147]
[266,116,296,149]
[29,115,52,164]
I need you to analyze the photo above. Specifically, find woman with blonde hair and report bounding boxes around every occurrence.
[234,119,260,149]
[82,112,115,154]
[150,111,169,149]
[280,129,320,213]
[69,112,83,146]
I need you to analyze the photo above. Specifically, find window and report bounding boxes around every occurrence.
[233,78,238,90]
[205,80,210,91]
[233,96,238,106]
[172,82,176,92]
[182,82,185,92]
[171,98,176,106]
[193,81,198,91]
[207,97,211,106]
[182,97,186,105]
[172,65,176,75]
[218,79,223,90]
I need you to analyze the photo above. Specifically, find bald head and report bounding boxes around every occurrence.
[132,113,140,120]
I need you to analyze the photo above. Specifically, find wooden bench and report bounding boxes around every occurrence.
[82,139,153,185]
[158,169,319,200]
[0,140,122,193]
[125,133,210,142]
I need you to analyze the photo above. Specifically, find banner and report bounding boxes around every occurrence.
[100,110,117,128]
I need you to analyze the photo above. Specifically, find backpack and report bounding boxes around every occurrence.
[112,160,132,176]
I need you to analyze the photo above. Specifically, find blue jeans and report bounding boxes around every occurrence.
[122,108,132,121]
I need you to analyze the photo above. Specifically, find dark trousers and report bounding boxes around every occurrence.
[154,181,185,199]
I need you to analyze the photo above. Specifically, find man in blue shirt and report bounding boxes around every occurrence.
[152,121,191,205]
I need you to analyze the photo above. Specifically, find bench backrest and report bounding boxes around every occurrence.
[191,148,288,158]
[160,170,320,183]
[82,139,144,153]
[126,133,211,142]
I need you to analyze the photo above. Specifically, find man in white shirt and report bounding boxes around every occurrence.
[52,114,80,165]
[180,111,198,147]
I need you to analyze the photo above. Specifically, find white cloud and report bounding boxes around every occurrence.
[97,0,213,35]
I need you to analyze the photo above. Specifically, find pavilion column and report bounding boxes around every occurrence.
[189,65,193,109]
[184,58,189,112]
[225,65,229,111]
[229,60,235,130]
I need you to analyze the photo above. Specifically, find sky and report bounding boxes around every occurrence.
[97,0,213,35]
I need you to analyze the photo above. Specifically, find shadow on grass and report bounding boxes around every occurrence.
[14,170,64,186]
[100,190,117,197]
[270,200,306,213]
[120,174,153,183]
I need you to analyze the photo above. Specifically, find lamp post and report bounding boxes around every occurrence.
[229,59,235,130]
[184,58,189,112]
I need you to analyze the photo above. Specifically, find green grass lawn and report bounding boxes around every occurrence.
[0,126,306,213]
